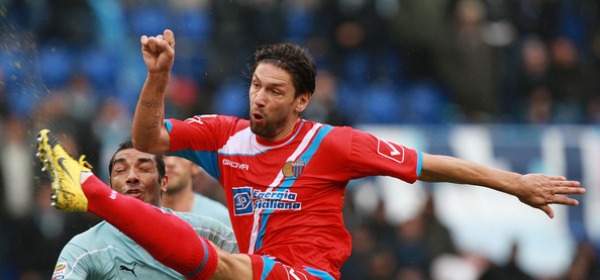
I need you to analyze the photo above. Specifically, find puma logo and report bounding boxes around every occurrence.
[119,263,137,277]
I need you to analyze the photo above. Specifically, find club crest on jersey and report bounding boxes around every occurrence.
[282,159,305,178]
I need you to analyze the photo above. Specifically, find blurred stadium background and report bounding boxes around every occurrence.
[0,0,599,279]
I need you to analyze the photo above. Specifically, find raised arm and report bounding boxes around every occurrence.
[418,153,585,218]
[132,29,175,154]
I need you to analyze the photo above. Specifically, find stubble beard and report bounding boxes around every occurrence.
[250,114,288,139]
[166,178,187,194]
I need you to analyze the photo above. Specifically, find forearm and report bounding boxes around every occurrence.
[419,154,521,194]
[132,72,170,154]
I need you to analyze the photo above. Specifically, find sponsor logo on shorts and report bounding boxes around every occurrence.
[232,187,302,215]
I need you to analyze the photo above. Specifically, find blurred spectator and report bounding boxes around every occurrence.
[388,0,453,80]
[433,0,503,121]
[92,98,132,181]
[241,0,285,46]
[393,216,430,277]
[478,243,533,280]
[526,86,554,124]
[64,73,98,124]
[164,75,202,119]
[367,248,399,280]
[205,0,249,93]
[162,155,230,226]
[340,226,375,280]
[548,37,597,123]
[8,182,67,279]
[368,199,397,245]
[392,193,457,279]
[35,0,98,46]
[1,115,33,219]
[514,36,552,120]
[507,0,559,41]
[9,179,97,279]
[58,74,101,169]
[563,241,600,280]
[0,69,8,121]
[303,70,351,126]
[420,194,457,260]
[517,36,551,97]
[586,95,600,124]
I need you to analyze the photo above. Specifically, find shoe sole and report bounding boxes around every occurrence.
[36,129,62,207]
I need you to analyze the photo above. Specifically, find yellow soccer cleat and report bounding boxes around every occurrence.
[36,129,92,212]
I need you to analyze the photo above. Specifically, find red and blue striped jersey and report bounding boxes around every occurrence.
[165,115,422,278]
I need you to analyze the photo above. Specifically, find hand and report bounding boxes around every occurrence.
[140,29,176,74]
[512,174,585,218]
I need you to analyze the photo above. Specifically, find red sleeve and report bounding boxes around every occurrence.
[333,127,421,183]
[166,114,241,153]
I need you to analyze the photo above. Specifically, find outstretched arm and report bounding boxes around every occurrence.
[132,29,175,154]
[418,153,585,218]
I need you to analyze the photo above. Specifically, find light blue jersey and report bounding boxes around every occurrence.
[52,208,237,280]
[191,192,231,227]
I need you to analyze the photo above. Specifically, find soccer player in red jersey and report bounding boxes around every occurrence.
[37,29,585,280]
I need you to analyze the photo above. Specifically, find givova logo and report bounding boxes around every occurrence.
[233,187,253,215]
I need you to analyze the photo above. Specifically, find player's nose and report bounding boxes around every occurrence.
[252,89,267,107]
[125,171,140,184]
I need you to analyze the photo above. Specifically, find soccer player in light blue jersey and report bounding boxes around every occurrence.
[162,155,231,226]
[51,141,238,280]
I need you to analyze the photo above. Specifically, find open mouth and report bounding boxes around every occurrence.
[252,112,264,121]
[251,112,266,125]
[124,188,143,198]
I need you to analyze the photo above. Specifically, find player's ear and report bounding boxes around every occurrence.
[191,164,200,177]
[295,93,312,113]
[161,174,168,192]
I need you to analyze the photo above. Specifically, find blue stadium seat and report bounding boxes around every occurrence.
[213,77,249,118]
[336,82,366,124]
[285,7,314,41]
[341,50,371,85]
[78,47,117,91]
[358,81,401,124]
[0,51,26,91]
[36,43,75,89]
[402,80,448,123]
[127,4,169,36]
[172,8,213,41]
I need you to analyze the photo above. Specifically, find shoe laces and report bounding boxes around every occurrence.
[78,155,93,170]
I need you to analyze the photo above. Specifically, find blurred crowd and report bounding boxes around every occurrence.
[0,0,599,279]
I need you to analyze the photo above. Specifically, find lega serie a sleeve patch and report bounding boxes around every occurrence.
[52,261,68,280]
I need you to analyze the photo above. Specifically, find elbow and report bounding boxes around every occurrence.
[132,138,152,153]
[132,134,170,154]
[131,137,155,154]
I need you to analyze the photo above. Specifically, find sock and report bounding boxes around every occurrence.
[81,175,218,279]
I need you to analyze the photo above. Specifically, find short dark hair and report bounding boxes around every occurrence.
[108,140,166,180]
[250,43,316,97]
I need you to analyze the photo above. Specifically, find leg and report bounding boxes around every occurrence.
[36,129,217,279]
